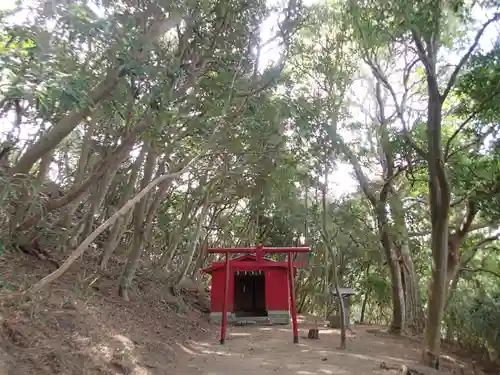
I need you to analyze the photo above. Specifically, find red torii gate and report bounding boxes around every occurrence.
[207,245,310,345]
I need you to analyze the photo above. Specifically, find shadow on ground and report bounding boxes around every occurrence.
[176,318,474,375]
[0,251,211,375]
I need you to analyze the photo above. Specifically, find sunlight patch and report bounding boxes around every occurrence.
[199,349,232,356]
[131,364,154,375]
[176,343,199,356]
[319,369,349,374]
[72,332,91,344]
[229,332,251,337]
[112,334,135,350]
[191,341,211,347]
[318,369,334,374]
[384,356,411,363]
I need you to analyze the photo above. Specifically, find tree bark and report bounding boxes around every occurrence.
[118,143,158,300]
[421,70,450,370]
[159,194,200,270]
[360,263,371,324]
[376,197,406,334]
[99,145,147,269]
[190,235,208,280]
[176,194,210,284]
[341,140,406,333]
[17,116,153,231]
[58,114,98,236]
[9,74,122,176]
[78,163,120,243]
[445,199,477,297]
[330,245,347,349]
[321,164,346,349]
[389,188,424,331]
[360,288,370,324]
[374,85,407,333]
[27,148,205,295]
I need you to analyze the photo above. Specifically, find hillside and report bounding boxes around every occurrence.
[175,321,484,375]
[1,252,490,375]
[0,251,211,375]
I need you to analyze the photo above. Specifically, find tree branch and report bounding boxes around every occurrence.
[408,222,495,238]
[366,59,427,159]
[460,233,500,266]
[339,140,377,207]
[455,199,477,238]
[410,29,432,73]
[461,267,500,279]
[441,13,500,102]
[26,115,225,295]
[445,88,500,160]
[444,112,477,159]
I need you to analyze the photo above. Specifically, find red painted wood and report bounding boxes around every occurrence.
[260,247,309,253]
[210,267,234,312]
[202,260,306,273]
[205,245,310,345]
[288,253,299,343]
[208,246,309,254]
[220,253,231,345]
[265,268,289,311]
[255,244,264,263]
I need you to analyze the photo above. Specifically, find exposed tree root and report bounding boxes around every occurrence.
[15,238,59,268]
[307,328,319,339]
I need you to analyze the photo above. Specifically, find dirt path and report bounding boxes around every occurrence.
[175,318,465,375]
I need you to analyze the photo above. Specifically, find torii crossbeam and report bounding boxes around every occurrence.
[207,245,310,345]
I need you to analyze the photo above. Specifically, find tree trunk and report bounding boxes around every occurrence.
[9,74,122,176]
[445,270,461,310]
[99,145,147,269]
[100,214,131,269]
[28,145,204,294]
[321,232,347,349]
[340,114,406,334]
[444,200,477,299]
[330,247,347,349]
[360,264,371,324]
[390,190,424,331]
[78,164,120,243]
[58,115,97,241]
[377,204,406,334]
[422,75,450,369]
[188,206,226,278]
[17,116,152,231]
[118,144,157,301]
[37,152,53,184]
[321,167,346,349]
[141,162,177,253]
[400,245,423,331]
[191,235,209,281]
[423,214,449,369]
[176,195,210,284]
[159,196,199,270]
[360,289,370,324]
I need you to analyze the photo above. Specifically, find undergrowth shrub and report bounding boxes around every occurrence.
[445,289,500,364]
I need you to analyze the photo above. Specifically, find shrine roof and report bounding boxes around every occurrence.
[201,254,289,274]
